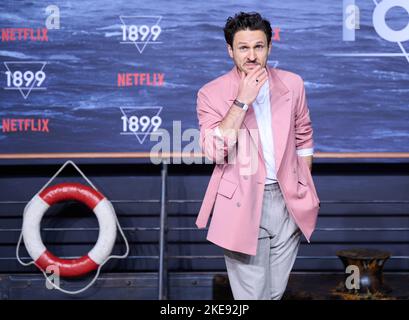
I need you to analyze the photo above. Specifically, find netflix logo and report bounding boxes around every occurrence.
[2,118,50,133]
[1,28,48,42]
[117,72,165,87]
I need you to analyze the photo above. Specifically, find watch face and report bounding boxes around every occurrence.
[233,100,242,108]
[234,99,247,110]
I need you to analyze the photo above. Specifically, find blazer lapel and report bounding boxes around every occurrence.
[226,65,292,172]
[268,68,291,174]
[228,67,264,162]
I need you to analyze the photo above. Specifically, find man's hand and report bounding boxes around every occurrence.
[218,66,268,139]
[236,65,268,105]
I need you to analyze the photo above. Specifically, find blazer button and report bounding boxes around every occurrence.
[293,168,296,174]
[243,175,248,180]
[236,202,241,207]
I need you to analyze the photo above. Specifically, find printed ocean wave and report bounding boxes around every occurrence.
[372,70,409,80]
[0,13,26,23]
[71,101,104,111]
[121,61,146,67]
[96,24,123,31]
[104,32,122,38]
[0,50,38,60]
[371,88,409,93]
[97,24,137,37]
[166,23,220,32]
[304,81,334,89]
[293,26,330,33]
[162,82,189,88]
[371,129,409,138]
[47,54,81,61]
[71,30,101,36]
[0,108,68,117]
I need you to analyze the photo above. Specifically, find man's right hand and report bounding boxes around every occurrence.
[236,65,269,106]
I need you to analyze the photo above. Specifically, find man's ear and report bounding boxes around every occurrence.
[227,44,234,59]
[268,42,272,55]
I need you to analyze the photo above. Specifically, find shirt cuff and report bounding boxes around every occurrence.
[296,148,314,157]
[214,126,223,138]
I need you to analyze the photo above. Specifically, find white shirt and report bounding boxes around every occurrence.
[252,80,278,184]
[216,79,314,185]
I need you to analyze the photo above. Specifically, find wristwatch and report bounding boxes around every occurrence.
[233,99,249,111]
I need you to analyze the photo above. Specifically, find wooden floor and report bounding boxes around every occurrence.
[1,272,409,299]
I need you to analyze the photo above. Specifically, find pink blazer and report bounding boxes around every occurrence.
[195,65,320,256]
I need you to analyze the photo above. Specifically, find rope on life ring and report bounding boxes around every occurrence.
[22,182,117,278]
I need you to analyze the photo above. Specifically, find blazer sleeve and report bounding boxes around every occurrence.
[196,88,237,163]
[294,76,314,155]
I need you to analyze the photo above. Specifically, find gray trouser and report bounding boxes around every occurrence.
[224,182,301,300]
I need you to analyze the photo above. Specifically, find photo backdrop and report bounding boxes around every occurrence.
[1,0,408,157]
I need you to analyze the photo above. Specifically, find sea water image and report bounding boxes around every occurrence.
[0,0,408,155]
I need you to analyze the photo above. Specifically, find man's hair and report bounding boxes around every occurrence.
[223,12,272,47]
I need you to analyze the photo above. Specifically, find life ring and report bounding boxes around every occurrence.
[22,182,117,278]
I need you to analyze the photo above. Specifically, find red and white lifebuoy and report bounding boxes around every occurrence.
[22,182,117,278]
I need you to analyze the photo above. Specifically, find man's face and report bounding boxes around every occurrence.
[228,29,272,75]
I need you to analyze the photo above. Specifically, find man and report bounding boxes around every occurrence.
[195,12,320,300]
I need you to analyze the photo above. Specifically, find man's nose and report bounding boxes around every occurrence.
[248,49,256,61]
